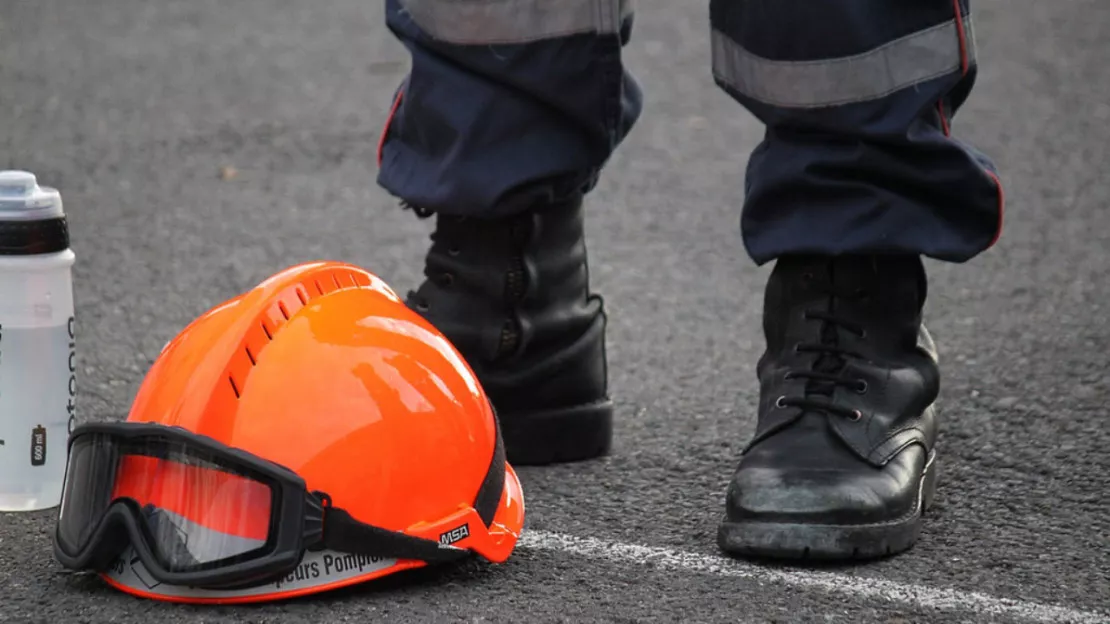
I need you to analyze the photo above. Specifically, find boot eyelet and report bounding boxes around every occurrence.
[415,301,429,311]
[849,410,862,421]
[854,379,868,394]
[775,396,788,409]
[447,246,460,257]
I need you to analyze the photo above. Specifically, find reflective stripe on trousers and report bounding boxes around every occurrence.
[377,0,1004,264]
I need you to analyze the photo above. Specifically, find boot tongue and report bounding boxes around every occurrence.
[807,333,841,398]
[805,257,876,398]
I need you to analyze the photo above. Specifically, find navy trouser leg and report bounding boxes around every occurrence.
[710,0,1004,264]
[377,0,642,218]
[379,0,1004,264]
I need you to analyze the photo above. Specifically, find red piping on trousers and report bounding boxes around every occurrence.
[950,0,1004,248]
[937,102,951,136]
[952,0,971,76]
[378,89,405,167]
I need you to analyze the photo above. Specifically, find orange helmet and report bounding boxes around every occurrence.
[52,261,525,604]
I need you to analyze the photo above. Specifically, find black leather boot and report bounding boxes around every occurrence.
[718,254,940,560]
[403,195,613,465]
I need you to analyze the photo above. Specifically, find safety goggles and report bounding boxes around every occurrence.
[53,420,506,590]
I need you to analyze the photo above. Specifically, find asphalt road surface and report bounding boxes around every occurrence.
[2,1,1109,622]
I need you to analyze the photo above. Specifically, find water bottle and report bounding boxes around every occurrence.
[0,170,76,512]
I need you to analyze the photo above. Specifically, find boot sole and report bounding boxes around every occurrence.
[500,399,614,466]
[716,449,938,561]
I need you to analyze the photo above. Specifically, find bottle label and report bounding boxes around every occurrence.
[0,315,75,490]
[31,424,46,466]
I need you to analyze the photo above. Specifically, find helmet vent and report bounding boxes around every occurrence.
[228,266,376,401]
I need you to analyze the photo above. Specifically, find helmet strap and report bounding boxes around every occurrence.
[315,505,471,564]
[310,405,506,566]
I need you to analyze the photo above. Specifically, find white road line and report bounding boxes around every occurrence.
[519,530,1109,624]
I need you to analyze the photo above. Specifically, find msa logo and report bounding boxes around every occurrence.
[439,524,470,546]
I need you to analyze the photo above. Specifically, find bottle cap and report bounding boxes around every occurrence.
[0,171,65,221]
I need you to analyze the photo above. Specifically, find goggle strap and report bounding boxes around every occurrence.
[320,506,471,564]
[471,405,507,529]
[314,407,507,566]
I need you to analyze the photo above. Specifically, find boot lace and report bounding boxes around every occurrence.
[400,202,527,359]
[402,202,462,312]
[777,281,871,422]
